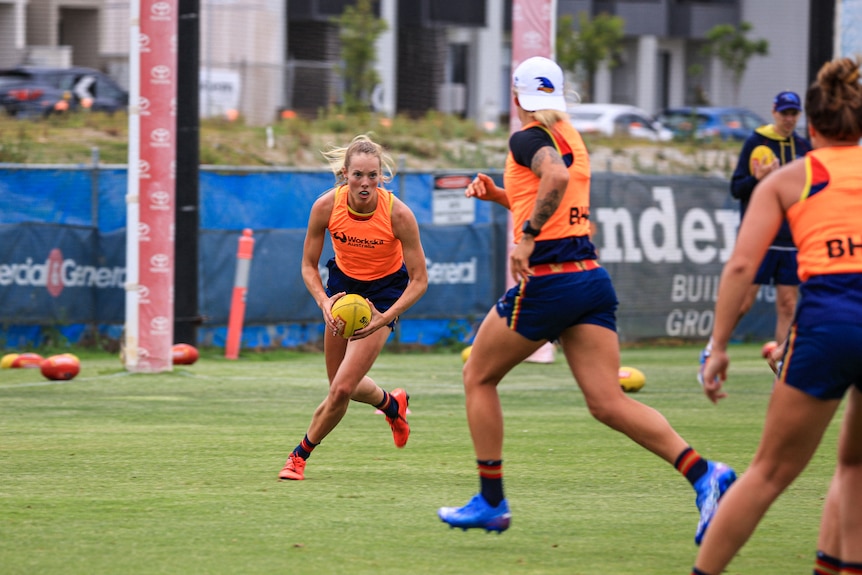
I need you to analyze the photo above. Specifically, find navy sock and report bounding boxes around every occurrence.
[293,435,319,460]
[477,459,504,507]
[841,560,862,574]
[375,390,400,419]
[813,550,841,575]
[675,447,709,486]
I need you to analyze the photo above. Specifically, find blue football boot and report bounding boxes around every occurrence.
[438,493,511,533]
[694,461,737,545]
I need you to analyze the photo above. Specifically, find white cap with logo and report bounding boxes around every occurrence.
[512,56,567,112]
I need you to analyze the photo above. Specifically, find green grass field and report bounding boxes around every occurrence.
[0,345,837,574]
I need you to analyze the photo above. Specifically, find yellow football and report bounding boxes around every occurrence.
[619,366,646,393]
[461,345,472,363]
[331,294,372,339]
[1,353,20,369]
[749,145,777,172]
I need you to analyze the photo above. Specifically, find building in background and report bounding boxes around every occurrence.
[0,0,836,126]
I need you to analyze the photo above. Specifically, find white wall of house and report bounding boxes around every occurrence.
[738,0,810,120]
[0,0,27,67]
[375,0,397,117]
[634,34,658,112]
[661,38,686,110]
[471,0,504,129]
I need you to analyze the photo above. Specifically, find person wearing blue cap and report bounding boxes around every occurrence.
[698,91,812,385]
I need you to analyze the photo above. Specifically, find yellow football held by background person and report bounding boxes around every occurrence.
[749,145,777,173]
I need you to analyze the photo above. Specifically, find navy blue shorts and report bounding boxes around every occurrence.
[781,323,862,400]
[495,266,618,342]
[325,259,408,328]
[754,248,800,286]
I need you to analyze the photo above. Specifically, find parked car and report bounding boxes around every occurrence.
[567,103,674,142]
[0,66,128,118]
[656,106,767,141]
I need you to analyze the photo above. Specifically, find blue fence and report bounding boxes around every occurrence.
[0,164,775,349]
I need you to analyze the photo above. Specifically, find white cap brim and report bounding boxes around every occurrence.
[517,92,567,112]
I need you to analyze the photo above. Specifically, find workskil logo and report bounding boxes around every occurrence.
[331,231,385,248]
[0,248,125,298]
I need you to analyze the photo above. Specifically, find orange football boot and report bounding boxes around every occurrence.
[279,452,306,480]
[386,388,410,448]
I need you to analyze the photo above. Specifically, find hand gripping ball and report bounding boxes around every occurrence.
[749,145,777,173]
[331,294,372,339]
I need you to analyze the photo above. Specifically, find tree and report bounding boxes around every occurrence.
[556,12,625,103]
[333,0,388,113]
[702,22,769,105]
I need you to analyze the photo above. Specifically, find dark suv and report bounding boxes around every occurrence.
[0,66,128,118]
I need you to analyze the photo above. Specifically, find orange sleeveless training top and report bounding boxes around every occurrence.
[787,146,862,282]
[504,120,591,243]
[328,185,404,281]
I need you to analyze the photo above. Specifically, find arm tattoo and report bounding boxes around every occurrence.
[530,146,564,227]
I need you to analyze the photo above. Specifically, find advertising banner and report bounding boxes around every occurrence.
[590,173,773,341]
[1,167,776,345]
[196,223,503,325]
[132,0,178,372]
[0,224,105,323]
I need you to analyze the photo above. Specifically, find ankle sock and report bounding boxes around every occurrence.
[814,550,841,575]
[293,434,319,460]
[375,390,400,419]
[477,459,504,507]
[675,447,708,486]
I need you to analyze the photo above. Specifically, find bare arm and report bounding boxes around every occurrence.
[510,145,569,282]
[465,172,510,209]
[301,191,341,327]
[702,160,804,402]
[352,197,428,338]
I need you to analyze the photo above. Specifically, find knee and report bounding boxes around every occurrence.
[328,384,353,405]
[748,461,800,496]
[586,397,626,430]
[462,363,499,392]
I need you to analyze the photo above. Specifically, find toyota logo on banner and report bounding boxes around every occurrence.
[150,316,171,334]
[139,33,151,52]
[150,128,171,147]
[138,222,152,240]
[138,284,151,304]
[151,1,172,18]
[149,189,171,210]
[150,253,170,272]
[151,65,171,84]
